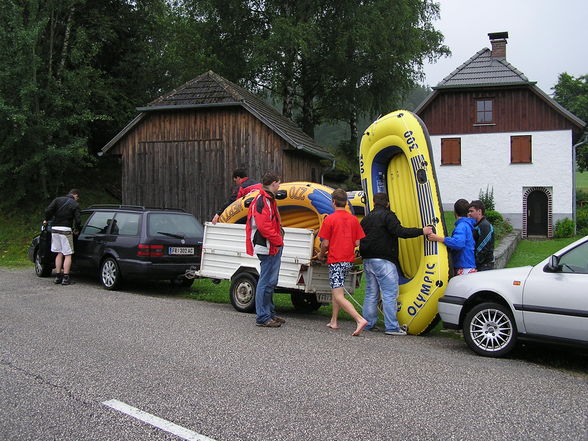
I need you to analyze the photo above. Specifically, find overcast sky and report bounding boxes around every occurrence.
[422,0,588,95]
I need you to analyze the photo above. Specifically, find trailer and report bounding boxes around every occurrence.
[188,223,359,312]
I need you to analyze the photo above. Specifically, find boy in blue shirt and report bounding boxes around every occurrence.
[428,199,476,275]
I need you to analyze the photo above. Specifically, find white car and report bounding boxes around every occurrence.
[438,235,588,357]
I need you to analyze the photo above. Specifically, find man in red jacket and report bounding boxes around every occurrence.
[246,172,284,327]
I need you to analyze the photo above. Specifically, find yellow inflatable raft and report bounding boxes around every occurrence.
[359,110,450,335]
[219,181,354,256]
[346,191,366,222]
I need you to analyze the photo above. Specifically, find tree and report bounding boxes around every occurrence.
[0,0,180,207]
[552,73,588,171]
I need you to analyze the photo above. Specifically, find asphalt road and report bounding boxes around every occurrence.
[1,268,587,441]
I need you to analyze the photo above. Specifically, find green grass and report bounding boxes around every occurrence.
[577,171,588,192]
[506,236,581,268]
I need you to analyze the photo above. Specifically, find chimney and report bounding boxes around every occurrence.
[488,32,508,59]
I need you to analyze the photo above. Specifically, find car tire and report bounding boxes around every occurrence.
[170,277,195,288]
[100,257,122,290]
[291,293,321,312]
[463,302,517,357]
[230,273,257,313]
[34,249,52,277]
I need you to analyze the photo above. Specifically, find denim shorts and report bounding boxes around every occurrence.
[328,262,353,289]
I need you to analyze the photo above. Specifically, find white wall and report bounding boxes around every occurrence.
[430,130,574,228]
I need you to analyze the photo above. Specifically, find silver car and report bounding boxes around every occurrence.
[438,235,588,357]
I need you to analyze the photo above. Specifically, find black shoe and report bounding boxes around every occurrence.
[61,275,73,286]
[54,274,63,284]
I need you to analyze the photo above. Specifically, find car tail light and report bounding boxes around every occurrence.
[138,244,164,257]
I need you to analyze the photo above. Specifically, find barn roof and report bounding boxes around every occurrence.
[101,71,333,160]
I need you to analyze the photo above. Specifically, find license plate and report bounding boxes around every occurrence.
[169,247,194,255]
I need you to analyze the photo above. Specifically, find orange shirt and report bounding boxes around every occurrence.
[318,210,365,264]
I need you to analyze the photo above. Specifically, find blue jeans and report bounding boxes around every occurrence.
[362,258,401,332]
[256,247,283,324]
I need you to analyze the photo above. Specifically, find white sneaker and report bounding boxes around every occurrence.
[384,329,407,336]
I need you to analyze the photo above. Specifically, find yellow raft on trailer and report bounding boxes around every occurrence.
[359,110,450,335]
[219,181,354,256]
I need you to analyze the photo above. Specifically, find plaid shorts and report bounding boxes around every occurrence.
[328,262,353,289]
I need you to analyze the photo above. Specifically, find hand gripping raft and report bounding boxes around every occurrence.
[359,110,451,335]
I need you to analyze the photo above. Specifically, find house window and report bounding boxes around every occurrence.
[476,99,493,123]
[441,138,461,165]
[511,135,532,163]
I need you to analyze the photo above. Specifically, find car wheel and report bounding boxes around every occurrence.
[170,277,195,288]
[230,273,257,313]
[34,249,52,277]
[291,293,321,312]
[100,257,122,290]
[463,302,517,357]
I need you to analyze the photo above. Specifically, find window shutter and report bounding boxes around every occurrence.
[511,135,532,163]
[441,138,461,165]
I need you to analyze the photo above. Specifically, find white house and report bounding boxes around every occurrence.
[416,32,586,238]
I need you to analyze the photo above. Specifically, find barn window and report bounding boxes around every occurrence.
[511,135,532,163]
[476,99,493,123]
[441,138,461,165]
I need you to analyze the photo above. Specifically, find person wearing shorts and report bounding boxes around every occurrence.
[44,189,82,285]
[317,189,368,336]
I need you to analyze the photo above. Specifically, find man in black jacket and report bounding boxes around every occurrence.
[468,200,495,271]
[43,189,82,285]
[211,168,260,224]
[359,193,432,335]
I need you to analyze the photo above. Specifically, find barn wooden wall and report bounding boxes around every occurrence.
[110,107,323,222]
[419,86,580,136]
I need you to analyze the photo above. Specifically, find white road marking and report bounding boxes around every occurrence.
[102,399,217,441]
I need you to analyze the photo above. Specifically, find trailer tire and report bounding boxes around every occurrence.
[291,293,321,312]
[230,272,258,313]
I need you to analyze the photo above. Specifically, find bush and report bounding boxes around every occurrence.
[554,218,575,238]
[485,209,512,241]
[485,209,502,224]
[478,186,495,211]
[576,206,588,235]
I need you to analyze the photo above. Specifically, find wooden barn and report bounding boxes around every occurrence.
[100,70,333,222]
[416,32,585,237]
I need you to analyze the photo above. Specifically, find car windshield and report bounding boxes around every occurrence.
[148,213,203,238]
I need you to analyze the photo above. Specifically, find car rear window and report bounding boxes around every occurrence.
[112,212,141,236]
[148,213,203,238]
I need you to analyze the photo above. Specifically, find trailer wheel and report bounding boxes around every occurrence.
[291,293,321,312]
[230,273,257,313]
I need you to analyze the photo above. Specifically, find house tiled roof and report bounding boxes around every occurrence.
[102,71,333,160]
[435,48,532,89]
[415,46,585,129]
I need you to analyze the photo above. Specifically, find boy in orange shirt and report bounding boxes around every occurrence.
[317,189,368,336]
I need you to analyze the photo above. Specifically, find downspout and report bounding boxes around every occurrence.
[572,134,588,234]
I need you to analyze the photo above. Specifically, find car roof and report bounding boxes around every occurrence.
[83,204,187,214]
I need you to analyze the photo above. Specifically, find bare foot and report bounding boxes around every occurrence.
[326,322,339,330]
[352,318,368,336]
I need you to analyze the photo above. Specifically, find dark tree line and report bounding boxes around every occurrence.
[0,0,449,207]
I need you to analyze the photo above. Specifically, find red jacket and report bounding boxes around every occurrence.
[246,188,283,256]
[237,182,262,199]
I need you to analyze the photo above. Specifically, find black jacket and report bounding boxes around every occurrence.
[473,217,495,269]
[359,206,423,270]
[217,177,259,215]
[44,195,81,229]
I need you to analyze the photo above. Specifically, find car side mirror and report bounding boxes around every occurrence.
[544,255,560,272]
[275,190,287,200]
